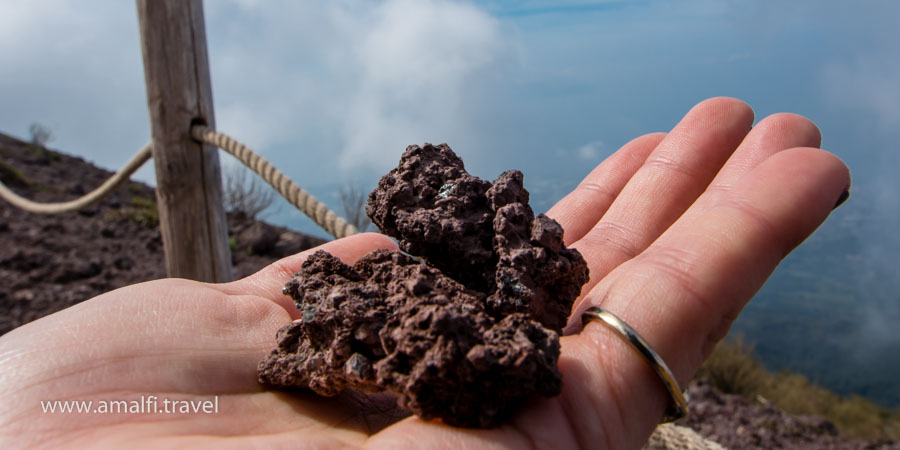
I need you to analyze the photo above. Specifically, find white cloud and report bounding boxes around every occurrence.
[201,0,509,181]
[335,0,505,173]
[0,1,81,56]
[215,102,288,154]
[575,140,602,160]
[555,141,604,161]
[0,0,512,193]
[357,0,500,93]
[820,49,900,352]
[0,1,150,179]
[822,55,900,130]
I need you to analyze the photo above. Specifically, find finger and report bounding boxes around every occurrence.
[217,232,397,315]
[560,148,849,447]
[681,112,822,220]
[570,97,754,294]
[547,132,665,246]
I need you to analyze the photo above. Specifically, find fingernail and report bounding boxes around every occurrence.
[833,189,850,210]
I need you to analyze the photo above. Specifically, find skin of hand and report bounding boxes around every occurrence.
[0,98,849,449]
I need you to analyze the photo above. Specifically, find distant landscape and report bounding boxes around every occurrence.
[731,191,900,408]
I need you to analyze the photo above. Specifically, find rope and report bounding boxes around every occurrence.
[0,142,152,214]
[0,128,357,239]
[190,125,358,239]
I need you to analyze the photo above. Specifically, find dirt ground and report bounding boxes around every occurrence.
[0,131,324,335]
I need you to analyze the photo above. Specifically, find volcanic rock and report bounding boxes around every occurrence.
[258,143,589,427]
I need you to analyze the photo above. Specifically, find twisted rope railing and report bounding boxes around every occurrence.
[0,142,152,214]
[0,127,357,239]
[190,125,357,239]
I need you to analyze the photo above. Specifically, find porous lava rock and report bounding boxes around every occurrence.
[258,143,589,427]
[367,143,588,333]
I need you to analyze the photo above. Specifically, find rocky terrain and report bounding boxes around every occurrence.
[0,131,324,335]
[676,379,896,449]
[1,131,895,448]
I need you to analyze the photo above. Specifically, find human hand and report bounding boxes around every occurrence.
[0,98,849,449]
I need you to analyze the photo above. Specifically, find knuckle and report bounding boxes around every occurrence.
[575,181,616,205]
[579,221,642,261]
[642,152,696,178]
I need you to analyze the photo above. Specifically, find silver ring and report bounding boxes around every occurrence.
[581,306,688,423]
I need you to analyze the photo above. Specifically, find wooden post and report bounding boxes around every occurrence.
[137,0,232,282]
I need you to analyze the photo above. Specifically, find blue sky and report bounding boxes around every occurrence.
[1,0,899,404]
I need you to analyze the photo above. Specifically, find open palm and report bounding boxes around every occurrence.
[0,98,849,449]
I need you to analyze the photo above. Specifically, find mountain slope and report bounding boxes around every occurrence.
[0,131,324,335]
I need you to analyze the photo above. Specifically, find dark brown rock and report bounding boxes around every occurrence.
[366,143,588,332]
[258,249,562,427]
[259,143,589,427]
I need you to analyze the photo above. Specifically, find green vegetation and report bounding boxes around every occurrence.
[105,196,159,228]
[0,159,29,187]
[29,182,53,192]
[24,123,63,164]
[228,236,238,251]
[127,182,145,194]
[698,337,900,440]
[24,144,63,163]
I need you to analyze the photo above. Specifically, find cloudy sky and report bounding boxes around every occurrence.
[3,0,897,234]
[2,0,899,404]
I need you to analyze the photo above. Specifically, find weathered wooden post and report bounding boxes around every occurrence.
[137,0,232,282]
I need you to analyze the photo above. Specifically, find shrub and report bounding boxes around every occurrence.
[699,338,900,440]
[695,335,768,397]
[105,196,159,228]
[29,123,53,148]
[221,164,275,220]
[0,160,30,188]
[829,395,890,439]
[339,183,371,232]
[23,124,62,164]
[127,182,145,194]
